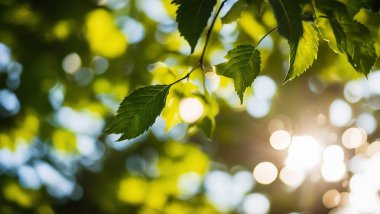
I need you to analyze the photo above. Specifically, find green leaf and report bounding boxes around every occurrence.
[315,0,377,75]
[221,0,248,24]
[215,44,261,103]
[106,85,171,141]
[268,0,303,41]
[331,18,377,74]
[199,116,215,139]
[285,21,319,82]
[172,0,217,53]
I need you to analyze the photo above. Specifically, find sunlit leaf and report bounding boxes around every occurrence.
[106,85,171,141]
[171,0,217,53]
[215,44,261,103]
[285,21,319,82]
[162,95,181,133]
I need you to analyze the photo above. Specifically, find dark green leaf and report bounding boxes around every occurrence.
[199,116,215,139]
[285,22,319,82]
[106,85,171,141]
[330,18,377,74]
[268,0,303,41]
[216,45,261,103]
[172,0,217,53]
[221,0,248,24]
[315,0,377,75]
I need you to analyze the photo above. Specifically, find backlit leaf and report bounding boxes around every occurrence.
[285,22,319,82]
[215,44,261,103]
[106,85,171,141]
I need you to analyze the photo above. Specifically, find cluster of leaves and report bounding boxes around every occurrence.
[107,0,379,141]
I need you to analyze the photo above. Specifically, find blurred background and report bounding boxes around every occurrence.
[1,0,380,213]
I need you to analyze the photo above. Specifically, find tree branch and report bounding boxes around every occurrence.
[199,0,228,67]
[170,0,228,86]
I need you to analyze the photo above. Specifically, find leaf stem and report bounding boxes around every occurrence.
[249,26,278,58]
[199,0,228,67]
[254,26,278,52]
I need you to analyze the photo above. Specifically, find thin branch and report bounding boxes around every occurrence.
[170,66,199,86]
[199,0,228,67]
[170,0,228,87]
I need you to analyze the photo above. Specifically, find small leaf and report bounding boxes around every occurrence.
[106,85,171,141]
[284,21,319,82]
[172,0,217,53]
[221,0,248,24]
[215,44,261,103]
[199,116,215,139]
[268,0,303,41]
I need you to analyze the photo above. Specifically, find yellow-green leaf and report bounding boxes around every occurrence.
[284,21,319,82]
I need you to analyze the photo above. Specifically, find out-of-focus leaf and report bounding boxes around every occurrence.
[199,116,215,138]
[162,97,181,133]
[106,85,171,141]
[215,45,261,103]
[221,0,248,24]
[285,22,319,82]
[171,0,217,53]
[363,0,380,12]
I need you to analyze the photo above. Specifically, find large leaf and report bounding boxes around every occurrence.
[106,85,171,141]
[172,0,217,53]
[215,44,261,103]
[221,0,248,24]
[315,0,377,75]
[268,0,303,41]
[285,22,319,82]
